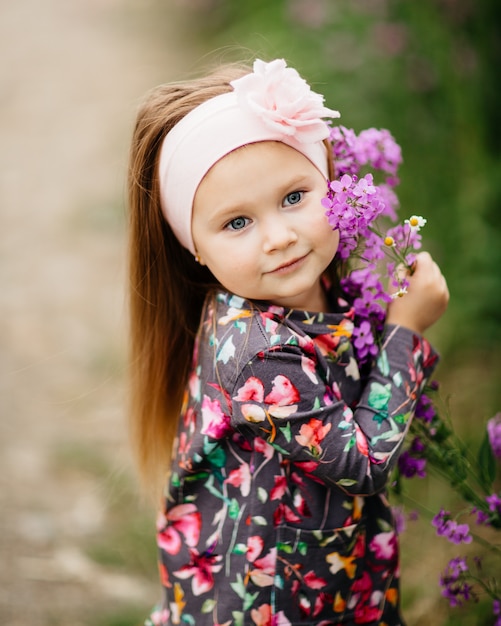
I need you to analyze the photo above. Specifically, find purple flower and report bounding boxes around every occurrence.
[363,231,387,263]
[447,522,473,545]
[392,506,406,534]
[353,290,386,321]
[415,393,436,423]
[472,507,491,525]
[440,557,472,608]
[355,128,403,176]
[447,556,469,578]
[410,436,426,454]
[328,125,359,176]
[352,320,378,361]
[377,183,399,220]
[432,508,449,529]
[398,450,426,478]
[494,599,501,626]
[328,173,353,195]
[486,493,501,515]
[487,413,501,459]
[432,510,473,545]
[353,173,376,198]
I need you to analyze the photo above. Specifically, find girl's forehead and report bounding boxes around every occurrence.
[205,140,320,180]
[194,141,325,217]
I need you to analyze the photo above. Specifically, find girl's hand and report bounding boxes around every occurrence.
[386,251,449,335]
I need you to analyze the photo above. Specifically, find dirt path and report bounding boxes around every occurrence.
[0,2,200,624]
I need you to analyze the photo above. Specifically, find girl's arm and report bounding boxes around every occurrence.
[230,324,437,496]
[229,252,448,496]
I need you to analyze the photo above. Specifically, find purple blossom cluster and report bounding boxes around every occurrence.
[492,600,501,625]
[328,126,402,180]
[439,556,474,608]
[432,508,473,545]
[398,437,426,478]
[339,266,390,361]
[473,493,501,526]
[486,493,501,516]
[488,413,501,459]
[409,403,501,617]
[322,172,387,260]
[325,127,501,621]
[322,125,423,363]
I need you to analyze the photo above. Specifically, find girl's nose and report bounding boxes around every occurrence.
[261,218,298,253]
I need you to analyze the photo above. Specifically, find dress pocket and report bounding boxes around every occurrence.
[274,521,366,624]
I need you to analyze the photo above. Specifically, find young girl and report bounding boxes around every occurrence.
[128,59,449,626]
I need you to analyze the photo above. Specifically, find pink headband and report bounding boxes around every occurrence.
[158,59,340,255]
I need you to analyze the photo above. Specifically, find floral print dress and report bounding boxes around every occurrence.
[148,289,438,626]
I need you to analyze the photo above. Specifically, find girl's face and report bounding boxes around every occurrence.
[191,141,339,312]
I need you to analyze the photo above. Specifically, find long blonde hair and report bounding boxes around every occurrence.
[127,62,337,496]
[127,64,250,495]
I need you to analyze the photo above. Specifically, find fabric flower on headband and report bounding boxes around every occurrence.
[230,59,340,144]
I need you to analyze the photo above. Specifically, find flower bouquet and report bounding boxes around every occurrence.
[323,125,501,621]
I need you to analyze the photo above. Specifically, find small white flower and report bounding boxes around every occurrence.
[391,286,408,299]
[405,215,427,231]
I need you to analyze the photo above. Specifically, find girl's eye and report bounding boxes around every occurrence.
[283,191,303,206]
[226,216,250,231]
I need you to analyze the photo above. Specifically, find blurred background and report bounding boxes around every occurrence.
[1,0,499,625]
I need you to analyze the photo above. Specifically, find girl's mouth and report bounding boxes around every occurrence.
[267,253,308,274]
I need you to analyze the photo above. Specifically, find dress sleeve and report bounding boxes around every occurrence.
[230,324,438,495]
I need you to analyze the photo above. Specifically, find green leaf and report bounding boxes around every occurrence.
[229,498,240,519]
[252,515,268,526]
[234,320,247,334]
[368,382,391,412]
[270,442,290,455]
[257,487,268,503]
[274,574,284,589]
[201,599,217,613]
[206,445,227,468]
[377,350,390,376]
[394,412,411,425]
[203,474,227,501]
[171,472,180,487]
[478,429,496,489]
[230,573,246,599]
[233,543,248,555]
[243,592,260,610]
[232,611,244,626]
[280,422,292,443]
[277,541,293,554]
[377,517,393,532]
[343,435,355,452]
[337,478,357,487]
[185,471,209,482]
[393,372,403,387]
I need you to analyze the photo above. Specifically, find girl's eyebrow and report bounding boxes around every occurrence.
[204,202,253,226]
